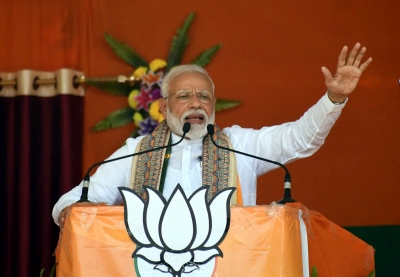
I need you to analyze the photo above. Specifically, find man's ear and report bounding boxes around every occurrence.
[159,98,167,119]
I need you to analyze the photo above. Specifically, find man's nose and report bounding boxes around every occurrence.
[188,93,202,108]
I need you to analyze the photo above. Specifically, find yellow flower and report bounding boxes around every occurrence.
[149,59,167,72]
[128,89,140,108]
[133,112,144,127]
[149,100,164,123]
[133,67,148,78]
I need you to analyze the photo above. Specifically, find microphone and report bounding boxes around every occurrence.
[77,122,191,202]
[206,124,295,204]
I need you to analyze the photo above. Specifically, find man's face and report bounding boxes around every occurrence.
[159,72,216,139]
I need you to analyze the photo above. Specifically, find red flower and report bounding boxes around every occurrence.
[134,87,152,111]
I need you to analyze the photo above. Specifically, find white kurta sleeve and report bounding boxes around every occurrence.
[51,136,143,225]
[223,93,346,205]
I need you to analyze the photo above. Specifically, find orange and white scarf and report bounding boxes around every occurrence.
[129,120,242,205]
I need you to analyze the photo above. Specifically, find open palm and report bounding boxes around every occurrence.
[322,43,372,103]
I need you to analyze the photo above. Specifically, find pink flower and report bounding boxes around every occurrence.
[134,87,152,111]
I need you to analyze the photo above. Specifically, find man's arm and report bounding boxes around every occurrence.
[226,93,344,172]
[223,43,372,205]
[52,137,143,225]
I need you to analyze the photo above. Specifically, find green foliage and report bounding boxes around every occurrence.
[49,264,56,277]
[85,79,135,96]
[92,107,135,131]
[366,270,375,277]
[129,128,141,139]
[215,99,241,112]
[104,33,148,68]
[311,266,318,277]
[40,264,57,277]
[191,44,222,67]
[166,12,195,71]
[91,12,240,136]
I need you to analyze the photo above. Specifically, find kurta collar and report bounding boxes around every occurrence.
[171,132,203,146]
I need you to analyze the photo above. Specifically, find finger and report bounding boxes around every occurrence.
[353,46,367,67]
[359,57,373,72]
[321,66,334,83]
[346,42,361,66]
[337,46,348,71]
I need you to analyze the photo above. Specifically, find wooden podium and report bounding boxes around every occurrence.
[56,203,374,277]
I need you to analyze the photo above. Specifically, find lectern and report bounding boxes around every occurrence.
[55,203,374,276]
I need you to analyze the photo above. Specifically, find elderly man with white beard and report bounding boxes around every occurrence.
[52,43,372,228]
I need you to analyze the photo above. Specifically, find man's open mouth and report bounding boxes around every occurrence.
[185,114,205,124]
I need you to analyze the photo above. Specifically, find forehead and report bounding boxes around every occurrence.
[168,72,213,93]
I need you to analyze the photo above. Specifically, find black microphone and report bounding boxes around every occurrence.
[77,122,191,202]
[207,124,295,204]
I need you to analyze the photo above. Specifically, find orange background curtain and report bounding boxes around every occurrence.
[1,0,399,275]
[82,0,399,227]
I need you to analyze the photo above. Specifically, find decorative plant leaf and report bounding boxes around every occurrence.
[166,12,195,71]
[49,264,57,277]
[39,264,56,277]
[311,266,318,277]
[366,270,375,277]
[190,44,222,67]
[104,33,148,68]
[92,107,135,131]
[89,13,241,136]
[129,128,141,138]
[215,98,241,112]
[86,79,135,96]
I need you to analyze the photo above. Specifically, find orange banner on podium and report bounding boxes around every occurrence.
[55,204,374,276]
[287,202,375,276]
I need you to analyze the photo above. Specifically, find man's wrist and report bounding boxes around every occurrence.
[327,91,347,105]
[330,99,346,105]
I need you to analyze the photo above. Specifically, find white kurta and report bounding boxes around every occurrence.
[52,93,345,225]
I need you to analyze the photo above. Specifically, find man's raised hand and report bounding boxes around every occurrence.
[322,42,372,103]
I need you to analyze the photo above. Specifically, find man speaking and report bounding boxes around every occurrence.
[53,43,372,228]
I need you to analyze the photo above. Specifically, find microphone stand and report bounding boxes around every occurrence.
[207,124,295,204]
[77,122,191,202]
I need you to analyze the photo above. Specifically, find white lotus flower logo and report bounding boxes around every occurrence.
[119,184,235,277]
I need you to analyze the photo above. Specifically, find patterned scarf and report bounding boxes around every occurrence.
[129,120,238,203]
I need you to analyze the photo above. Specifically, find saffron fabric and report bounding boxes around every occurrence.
[55,203,374,276]
[287,202,375,276]
[56,204,305,276]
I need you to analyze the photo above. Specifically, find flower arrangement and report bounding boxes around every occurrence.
[87,12,241,138]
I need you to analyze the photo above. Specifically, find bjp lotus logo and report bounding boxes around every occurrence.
[119,185,236,277]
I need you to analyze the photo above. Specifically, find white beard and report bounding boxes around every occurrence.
[166,108,215,140]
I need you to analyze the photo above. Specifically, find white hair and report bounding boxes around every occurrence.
[161,64,215,98]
